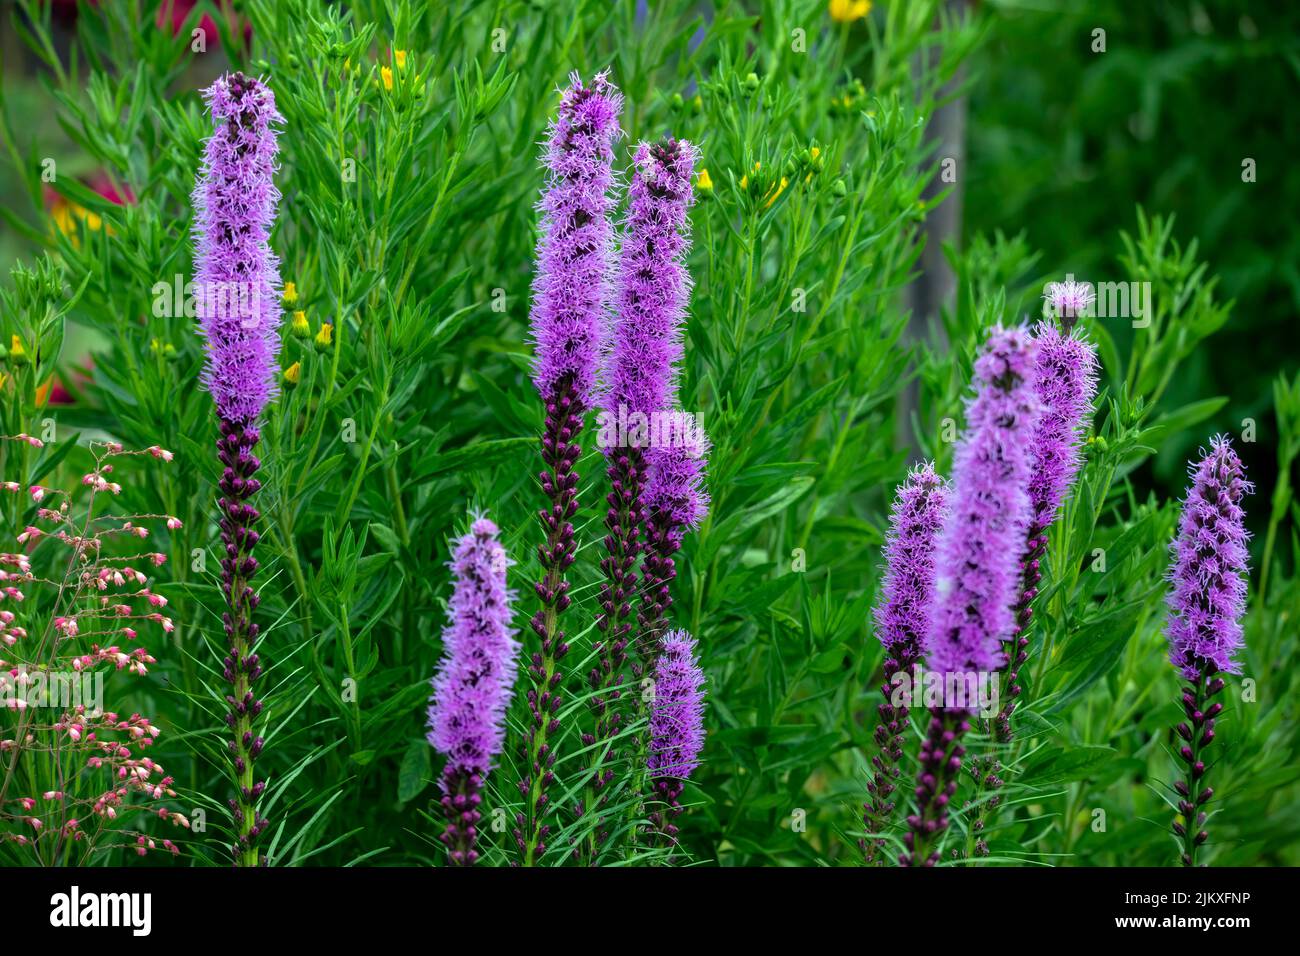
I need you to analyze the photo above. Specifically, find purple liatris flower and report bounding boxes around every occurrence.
[602,137,698,438]
[863,463,948,864]
[646,630,706,848]
[191,72,283,867]
[427,517,519,866]
[1167,436,1252,680]
[192,72,284,427]
[529,69,622,409]
[580,137,698,860]
[1165,436,1252,866]
[517,71,623,867]
[1027,322,1099,532]
[926,326,1040,678]
[637,415,709,665]
[996,321,1099,741]
[905,325,1039,867]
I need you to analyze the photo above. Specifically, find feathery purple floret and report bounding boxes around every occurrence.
[864,463,948,864]
[529,70,623,408]
[1166,436,1252,680]
[428,517,520,773]
[1029,322,1099,529]
[1043,279,1096,324]
[192,72,284,426]
[927,326,1041,678]
[647,630,706,781]
[875,463,949,656]
[602,138,698,439]
[643,417,710,536]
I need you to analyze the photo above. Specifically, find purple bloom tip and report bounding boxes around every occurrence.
[875,463,949,657]
[647,630,706,780]
[192,72,285,426]
[602,136,699,437]
[529,71,624,407]
[428,515,520,777]
[1029,322,1099,529]
[1166,436,1253,680]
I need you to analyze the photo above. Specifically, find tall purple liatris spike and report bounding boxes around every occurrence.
[517,71,622,867]
[646,630,706,850]
[1166,436,1251,867]
[637,414,709,668]
[582,138,697,857]
[427,517,520,866]
[905,325,1039,867]
[996,321,1099,741]
[191,71,283,867]
[863,464,948,865]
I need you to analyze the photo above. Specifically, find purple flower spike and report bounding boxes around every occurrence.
[428,517,519,867]
[995,322,1099,741]
[529,70,623,409]
[1167,436,1252,681]
[906,325,1039,867]
[863,463,948,864]
[603,137,698,438]
[192,72,284,867]
[1165,436,1251,866]
[927,326,1040,679]
[518,71,623,867]
[647,630,706,849]
[637,416,709,665]
[579,137,698,861]
[192,72,284,427]
[1028,322,1099,531]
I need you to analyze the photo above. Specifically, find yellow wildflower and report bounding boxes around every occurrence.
[283,362,301,387]
[697,168,714,193]
[829,0,872,23]
[381,66,394,91]
[283,281,298,305]
[394,49,407,70]
[291,310,311,339]
[314,322,334,351]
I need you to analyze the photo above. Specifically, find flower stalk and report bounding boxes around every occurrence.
[191,71,284,867]
[516,71,621,865]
